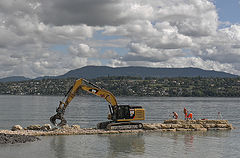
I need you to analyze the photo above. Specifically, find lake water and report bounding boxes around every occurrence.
[0,95,240,158]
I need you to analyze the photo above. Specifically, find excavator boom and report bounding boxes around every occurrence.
[50,78,117,126]
[50,78,145,129]
[80,80,117,106]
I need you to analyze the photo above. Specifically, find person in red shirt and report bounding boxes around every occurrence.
[188,113,193,120]
[184,107,193,120]
[184,107,188,120]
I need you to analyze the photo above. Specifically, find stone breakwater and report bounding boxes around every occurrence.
[0,120,234,140]
[143,119,234,132]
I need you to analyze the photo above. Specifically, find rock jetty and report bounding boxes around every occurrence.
[143,119,233,132]
[0,119,234,144]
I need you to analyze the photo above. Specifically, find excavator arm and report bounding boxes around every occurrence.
[80,79,117,107]
[50,78,118,126]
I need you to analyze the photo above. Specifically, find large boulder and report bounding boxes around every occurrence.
[27,125,42,130]
[71,125,81,130]
[41,124,51,131]
[161,124,172,129]
[11,125,23,131]
[206,120,228,124]
[215,124,228,128]
[195,128,207,131]
[171,124,183,128]
[189,124,203,129]
[62,125,70,129]
[164,119,185,124]
[227,124,234,129]
[182,124,190,129]
[143,124,158,130]
[176,128,194,131]
[203,124,216,129]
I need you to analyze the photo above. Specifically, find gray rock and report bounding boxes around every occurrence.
[0,133,40,144]
[27,125,42,130]
[71,125,81,130]
[11,125,23,131]
[41,124,51,131]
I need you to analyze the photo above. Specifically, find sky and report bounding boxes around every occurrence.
[1,0,240,78]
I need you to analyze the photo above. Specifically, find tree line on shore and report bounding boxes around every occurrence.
[0,76,240,97]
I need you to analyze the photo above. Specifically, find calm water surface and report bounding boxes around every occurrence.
[0,95,240,158]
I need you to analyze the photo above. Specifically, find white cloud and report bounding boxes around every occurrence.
[69,43,98,58]
[101,50,119,59]
[156,0,218,37]
[123,43,184,62]
[103,20,193,51]
[190,24,240,64]
[1,0,240,78]
[110,56,239,76]
[39,0,155,26]
[69,43,119,59]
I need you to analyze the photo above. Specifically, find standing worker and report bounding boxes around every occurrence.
[173,112,178,119]
[217,112,223,120]
[184,107,188,120]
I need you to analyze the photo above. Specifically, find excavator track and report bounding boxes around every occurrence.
[97,121,113,129]
[97,121,143,130]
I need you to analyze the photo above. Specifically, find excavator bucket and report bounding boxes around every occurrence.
[50,114,67,127]
[50,115,57,126]
[50,104,67,127]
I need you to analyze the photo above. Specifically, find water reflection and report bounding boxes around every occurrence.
[156,130,231,157]
[184,134,194,150]
[50,136,66,158]
[160,130,230,140]
[104,134,145,158]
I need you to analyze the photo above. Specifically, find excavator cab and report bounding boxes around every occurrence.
[115,105,145,121]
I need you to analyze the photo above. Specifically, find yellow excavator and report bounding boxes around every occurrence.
[50,78,145,129]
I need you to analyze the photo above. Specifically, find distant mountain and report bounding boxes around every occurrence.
[34,76,55,80]
[1,66,238,82]
[0,76,31,82]
[56,66,239,79]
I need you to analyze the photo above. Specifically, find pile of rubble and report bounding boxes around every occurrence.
[0,133,40,144]
[1,124,144,136]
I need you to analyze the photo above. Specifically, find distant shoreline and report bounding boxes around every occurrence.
[1,77,240,97]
